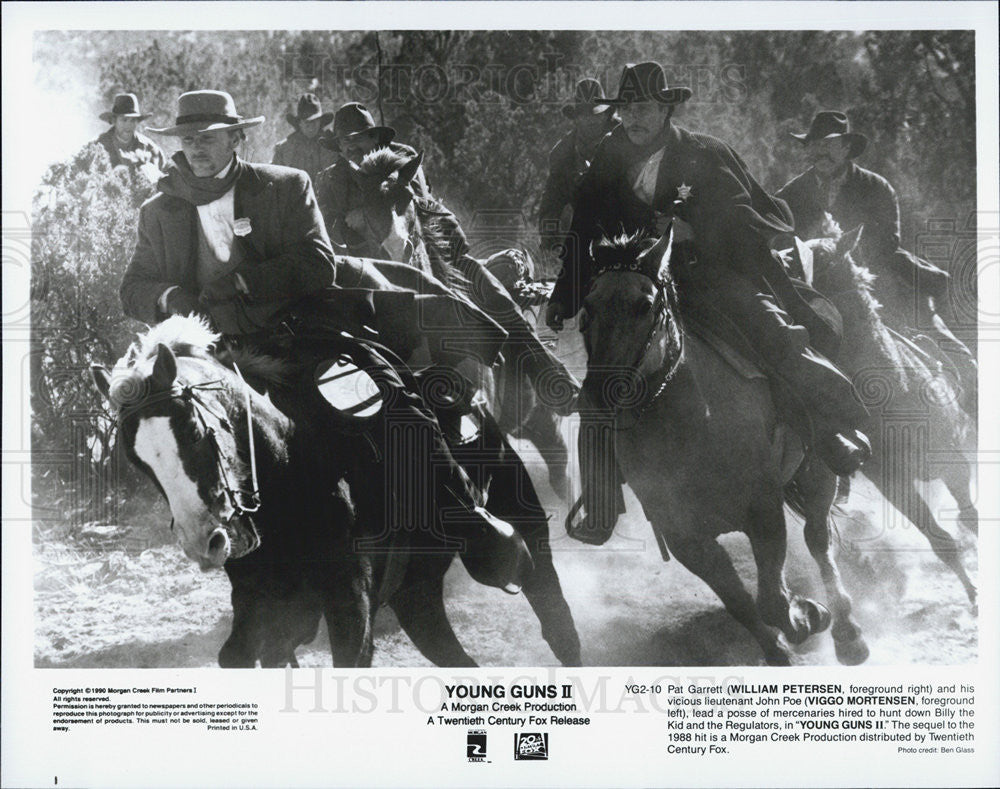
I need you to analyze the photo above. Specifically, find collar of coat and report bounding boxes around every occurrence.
[158,158,270,213]
[809,160,855,190]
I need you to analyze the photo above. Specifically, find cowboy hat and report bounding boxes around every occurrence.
[606,62,692,105]
[99,93,151,124]
[146,90,264,136]
[285,92,334,129]
[790,111,868,158]
[562,78,615,118]
[320,102,396,153]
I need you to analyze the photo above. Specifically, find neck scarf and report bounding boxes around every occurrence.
[158,151,245,206]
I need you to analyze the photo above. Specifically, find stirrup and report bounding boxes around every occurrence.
[565,497,616,545]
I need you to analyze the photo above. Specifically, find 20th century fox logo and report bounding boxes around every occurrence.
[467,730,487,762]
[515,732,549,760]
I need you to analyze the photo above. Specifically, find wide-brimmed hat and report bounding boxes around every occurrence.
[147,90,264,136]
[320,102,396,153]
[606,62,692,105]
[562,78,615,118]
[285,92,334,129]
[790,111,868,157]
[99,93,151,124]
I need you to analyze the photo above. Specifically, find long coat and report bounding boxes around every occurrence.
[121,161,337,328]
[775,163,949,301]
[537,129,593,250]
[120,159,507,364]
[272,129,338,182]
[551,123,798,319]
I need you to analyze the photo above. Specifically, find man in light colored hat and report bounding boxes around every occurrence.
[272,92,337,181]
[315,102,429,255]
[96,92,166,181]
[546,62,873,543]
[775,111,969,366]
[538,78,619,256]
[120,89,533,594]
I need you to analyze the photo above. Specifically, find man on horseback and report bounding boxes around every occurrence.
[94,92,166,182]
[545,62,872,541]
[120,89,533,593]
[775,110,975,388]
[272,92,337,181]
[315,104,581,415]
[538,78,619,258]
[315,102,430,257]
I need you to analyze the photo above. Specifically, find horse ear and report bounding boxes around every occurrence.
[838,225,864,257]
[92,366,112,400]
[397,151,424,185]
[150,344,177,391]
[794,236,815,286]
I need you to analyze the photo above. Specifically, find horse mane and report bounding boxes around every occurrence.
[118,314,289,385]
[591,231,661,280]
[357,146,411,187]
[593,231,653,265]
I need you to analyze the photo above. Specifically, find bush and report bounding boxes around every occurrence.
[31,142,161,537]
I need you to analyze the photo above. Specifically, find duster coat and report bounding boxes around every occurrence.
[272,129,338,182]
[775,162,949,301]
[550,123,806,326]
[120,160,507,365]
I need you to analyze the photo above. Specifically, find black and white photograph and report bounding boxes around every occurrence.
[3,2,998,787]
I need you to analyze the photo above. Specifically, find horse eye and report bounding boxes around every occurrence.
[636,299,653,315]
[176,423,204,447]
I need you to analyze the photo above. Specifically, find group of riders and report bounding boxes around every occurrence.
[96,60,974,592]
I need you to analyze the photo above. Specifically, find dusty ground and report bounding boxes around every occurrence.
[34,451,978,669]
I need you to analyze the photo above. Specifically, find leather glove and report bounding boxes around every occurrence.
[163,288,203,318]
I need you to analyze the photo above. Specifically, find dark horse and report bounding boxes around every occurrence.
[343,146,571,499]
[579,232,868,665]
[93,316,581,667]
[808,225,977,605]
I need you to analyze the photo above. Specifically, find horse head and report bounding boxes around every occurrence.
[807,215,865,294]
[348,147,424,263]
[579,230,681,412]
[92,316,282,570]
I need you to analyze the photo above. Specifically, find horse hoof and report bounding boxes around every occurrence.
[784,598,831,644]
[834,635,870,666]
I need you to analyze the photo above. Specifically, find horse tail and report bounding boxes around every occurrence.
[782,477,808,521]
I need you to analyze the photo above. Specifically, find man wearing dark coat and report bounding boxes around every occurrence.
[537,79,619,256]
[546,63,871,542]
[315,103,579,414]
[775,111,971,359]
[314,102,430,257]
[272,93,338,182]
[121,90,532,593]
[95,93,166,181]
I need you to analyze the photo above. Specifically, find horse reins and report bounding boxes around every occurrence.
[114,368,262,521]
[587,268,684,428]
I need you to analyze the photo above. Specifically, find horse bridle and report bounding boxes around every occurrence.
[115,366,262,522]
[588,262,684,424]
